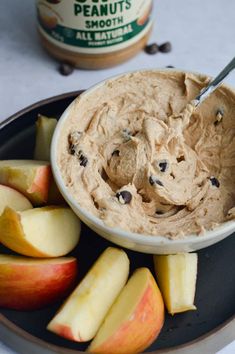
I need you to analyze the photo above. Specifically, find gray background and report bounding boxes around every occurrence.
[0,0,235,353]
[1,0,235,121]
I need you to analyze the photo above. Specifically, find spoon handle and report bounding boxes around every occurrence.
[194,57,235,107]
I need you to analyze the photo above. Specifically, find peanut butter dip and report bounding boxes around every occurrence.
[57,71,235,238]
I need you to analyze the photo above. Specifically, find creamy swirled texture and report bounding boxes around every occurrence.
[58,71,235,238]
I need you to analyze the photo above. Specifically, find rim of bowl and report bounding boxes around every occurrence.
[51,68,235,247]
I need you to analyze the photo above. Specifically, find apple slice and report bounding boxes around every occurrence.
[0,160,52,205]
[47,247,129,342]
[0,254,78,310]
[153,253,198,315]
[0,184,32,215]
[34,114,57,161]
[88,267,165,354]
[0,206,80,257]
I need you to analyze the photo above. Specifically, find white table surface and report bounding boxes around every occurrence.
[0,0,235,353]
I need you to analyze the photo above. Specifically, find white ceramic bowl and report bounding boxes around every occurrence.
[51,70,235,254]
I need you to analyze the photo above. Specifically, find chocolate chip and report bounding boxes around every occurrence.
[79,155,88,167]
[149,176,164,186]
[177,155,185,163]
[116,191,132,204]
[216,108,224,116]
[155,210,166,218]
[158,160,168,172]
[214,109,224,126]
[156,179,164,186]
[59,62,74,76]
[159,42,172,53]
[112,150,120,157]
[69,131,82,145]
[69,144,76,155]
[68,132,82,155]
[145,43,159,55]
[156,210,164,215]
[210,177,220,188]
[78,150,88,167]
[149,176,155,185]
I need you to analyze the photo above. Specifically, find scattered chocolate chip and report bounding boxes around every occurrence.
[149,176,164,187]
[69,144,76,155]
[156,210,164,215]
[159,42,172,53]
[68,131,82,155]
[78,150,88,167]
[69,131,82,145]
[214,109,224,126]
[101,168,108,181]
[156,179,163,186]
[216,108,224,116]
[158,160,168,172]
[149,176,155,185]
[166,65,175,68]
[210,177,220,188]
[145,43,159,55]
[79,155,88,167]
[59,62,74,76]
[177,155,185,163]
[112,150,120,157]
[116,190,132,205]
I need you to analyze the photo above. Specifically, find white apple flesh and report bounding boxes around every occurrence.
[0,184,32,215]
[0,160,52,205]
[34,115,57,161]
[154,253,198,315]
[47,247,130,342]
[88,267,165,354]
[0,206,81,257]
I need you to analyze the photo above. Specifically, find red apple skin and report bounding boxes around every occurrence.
[0,161,52,206]
[0,257,78,310]
[27,165,51,204]
[89,272,165,354]
[51,325,78,342]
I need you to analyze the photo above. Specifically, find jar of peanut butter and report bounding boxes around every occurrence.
[36,0,153,69]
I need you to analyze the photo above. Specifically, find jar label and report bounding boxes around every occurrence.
[37,0,153,54]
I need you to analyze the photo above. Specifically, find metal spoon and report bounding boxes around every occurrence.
[193,56,235,108]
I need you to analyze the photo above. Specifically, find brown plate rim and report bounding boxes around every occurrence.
[0,91,234,354]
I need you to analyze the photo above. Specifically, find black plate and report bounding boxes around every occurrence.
[0,92,234,354]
